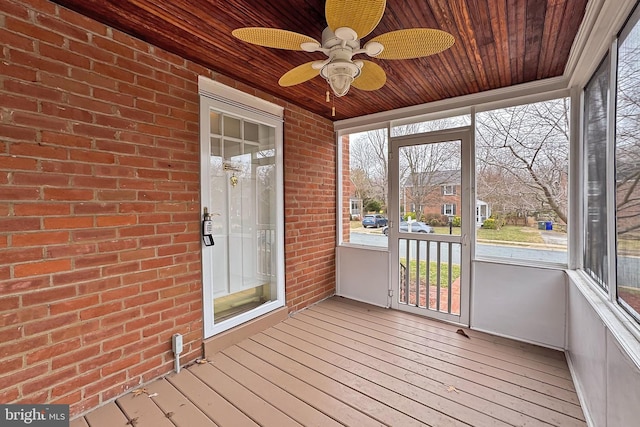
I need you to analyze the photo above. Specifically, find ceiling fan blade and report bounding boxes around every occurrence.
[325,0,386,39]
[278,62,320,87]
[232,27,319,51]
[369,29,455,59]
[352,61,386,91]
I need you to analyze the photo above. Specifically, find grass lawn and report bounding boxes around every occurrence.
[477,225,545,243]
[432,225,545,243]
[401,259,461,287]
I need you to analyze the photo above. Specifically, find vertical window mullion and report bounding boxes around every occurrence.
[608,38,618,305]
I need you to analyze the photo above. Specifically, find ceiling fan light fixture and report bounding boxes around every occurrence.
[321,60,360,97]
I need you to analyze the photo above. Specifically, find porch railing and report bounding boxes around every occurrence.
[398,237,461,315]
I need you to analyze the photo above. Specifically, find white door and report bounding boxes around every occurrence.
[200,96,284,338]
[389,128,472,325]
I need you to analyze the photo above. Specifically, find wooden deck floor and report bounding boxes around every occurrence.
[71,297,586,427]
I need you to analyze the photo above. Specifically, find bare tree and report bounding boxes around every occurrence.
[349,167,372,204]
[350,129,388,210]
[476,98,570,224]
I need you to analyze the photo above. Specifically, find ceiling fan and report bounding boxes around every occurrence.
[232,0,455,99]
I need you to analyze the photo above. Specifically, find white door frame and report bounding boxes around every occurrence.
[199,77,285,339]
[388,127,473,325]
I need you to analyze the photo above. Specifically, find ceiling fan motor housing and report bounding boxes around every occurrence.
[320,27,363,96]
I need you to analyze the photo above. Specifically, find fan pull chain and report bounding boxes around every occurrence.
[332,92,336,117]
[325,87,335,117]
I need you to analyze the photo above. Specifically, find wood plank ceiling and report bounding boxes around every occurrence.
[52,0,588,121]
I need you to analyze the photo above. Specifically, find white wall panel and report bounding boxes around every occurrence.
[471,261,566,348]
[566,272,640,426]
[567,283,607,427]
[336,246,389,307]
[606,330,640,426]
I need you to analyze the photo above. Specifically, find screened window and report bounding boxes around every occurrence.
[475,98,569,264]
[442,184,455,195]
[615,11,640,322]
[583,56,610,291]
[340,128,388,248]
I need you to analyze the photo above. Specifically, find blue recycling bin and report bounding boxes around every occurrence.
[545,221,553,230]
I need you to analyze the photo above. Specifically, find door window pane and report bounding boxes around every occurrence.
[476,98,570,264]
[210,111,221,135]
[224,139,242,159]
[210,137,221,158]
[208,110,278,324]
[244,121,259,142]
[399,142,461,235]
[223,115,241,138]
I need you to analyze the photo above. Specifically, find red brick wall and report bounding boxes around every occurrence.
[405,185,461,219]
[283,107,336,312]
[0,0,335,416]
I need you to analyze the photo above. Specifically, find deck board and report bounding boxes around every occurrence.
[222,344,383,426]
[189,362,300,427]
[260,326,510,426]
[69,416,89,427]
[116,389,174,427]
[272,320,581,427]
[83,402,129,427]
[313,302,575,389]
[210,352,342,427]
[328,297,567,362]
[237,336,448,426]
[302,305,581,405]
[283,312,585,426]
[72,297,586,427]
[145,377,217,427]
[167,368,257,427]
[295,308,585,419]
[324,298,571,373]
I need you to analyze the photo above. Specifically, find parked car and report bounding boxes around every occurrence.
[382,221,434,235]
[362,214,388,228]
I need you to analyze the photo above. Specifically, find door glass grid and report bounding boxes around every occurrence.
[208,110,277,323]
